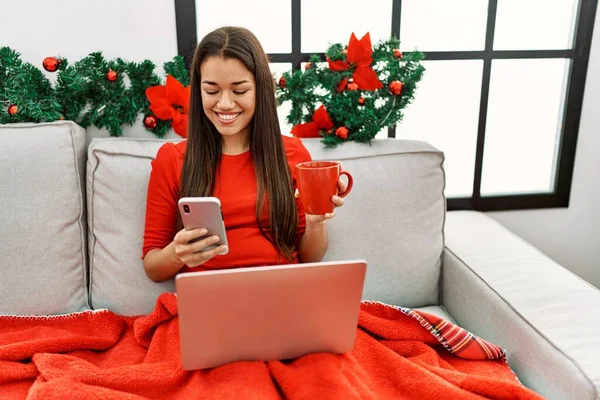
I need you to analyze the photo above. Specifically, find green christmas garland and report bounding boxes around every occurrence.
[0,47,189,137]
[275,33,425,147]
[1,33,424,146]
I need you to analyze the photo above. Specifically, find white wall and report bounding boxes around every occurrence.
[2,1,598,287]
[487,5,600,289]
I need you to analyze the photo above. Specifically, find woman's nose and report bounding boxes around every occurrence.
[217,92,235,109]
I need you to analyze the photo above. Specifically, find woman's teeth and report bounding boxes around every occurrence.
[217,113,240,121]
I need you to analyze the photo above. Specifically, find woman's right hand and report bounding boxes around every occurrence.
[172,228,228,268]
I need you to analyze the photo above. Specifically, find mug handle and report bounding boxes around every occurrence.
[338,170,353,198]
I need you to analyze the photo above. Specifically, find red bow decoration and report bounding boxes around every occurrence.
[328,33,384,93]
[145,75,190,138]
[291,105,334,138]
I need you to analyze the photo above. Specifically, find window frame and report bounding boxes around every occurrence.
[173,0,598,212]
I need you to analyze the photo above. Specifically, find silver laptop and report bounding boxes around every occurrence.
[175,259,367,370]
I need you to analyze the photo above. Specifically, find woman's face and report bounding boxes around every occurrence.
[200,56,256,140]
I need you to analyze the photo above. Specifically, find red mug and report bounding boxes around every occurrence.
[296,161,354,215]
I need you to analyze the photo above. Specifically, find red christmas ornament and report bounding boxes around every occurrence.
[347,82,359,91]
[389,81,404,96]
[305,62,312,70]
[335,126,349,140]
[143,115,157,129]
[107,69,118,82]
[393,49,403,58]
[278,76,286,88]
[358,97,365,105]
[8,104,18,116]
[42,57,60,72]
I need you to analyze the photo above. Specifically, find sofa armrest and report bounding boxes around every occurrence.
[441,211,600,400]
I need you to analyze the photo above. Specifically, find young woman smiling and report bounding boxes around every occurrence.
[142,27,347,282]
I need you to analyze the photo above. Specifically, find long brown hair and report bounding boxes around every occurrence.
[179,26,298,260]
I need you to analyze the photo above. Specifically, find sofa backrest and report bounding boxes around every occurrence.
[0,122,89,315]
[0,121,446,316]
[87,136,446,315]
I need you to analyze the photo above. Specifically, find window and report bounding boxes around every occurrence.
[174,0,597,211]
[395,60,483,198]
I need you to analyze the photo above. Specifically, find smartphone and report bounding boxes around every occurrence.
[178,197,229,254]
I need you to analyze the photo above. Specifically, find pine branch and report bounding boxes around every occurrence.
[164,56,189,86]
[0,47,61,124]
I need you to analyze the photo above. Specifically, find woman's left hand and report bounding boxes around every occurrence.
[297,177,347,224]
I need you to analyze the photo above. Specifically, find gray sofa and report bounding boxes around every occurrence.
[1,121,598,400]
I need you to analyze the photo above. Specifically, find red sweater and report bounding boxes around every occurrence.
[142,135,312,273]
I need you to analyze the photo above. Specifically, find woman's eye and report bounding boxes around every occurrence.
[205,91,218,95]
[233,90,249,95]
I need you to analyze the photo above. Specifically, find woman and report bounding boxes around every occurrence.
[142,27,346,282]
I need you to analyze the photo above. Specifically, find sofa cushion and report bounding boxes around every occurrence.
[303,138,445,307]
[87,137,445,315]
[0,121,89,315]
[87,138,178,315]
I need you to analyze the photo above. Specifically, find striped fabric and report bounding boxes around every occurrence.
[398,306,505,360]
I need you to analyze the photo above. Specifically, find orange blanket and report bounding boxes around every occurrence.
[0,293,543,399]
